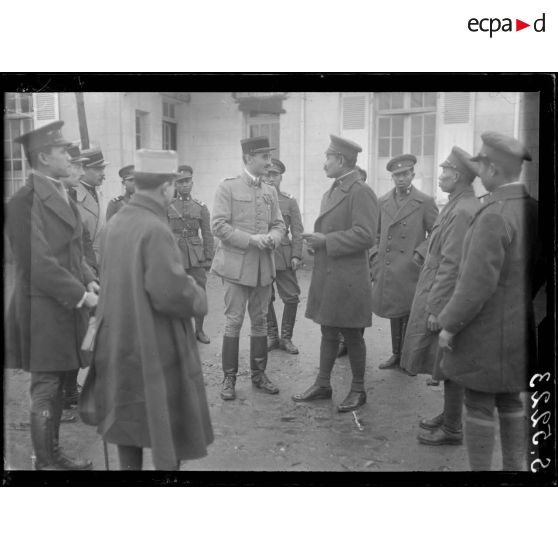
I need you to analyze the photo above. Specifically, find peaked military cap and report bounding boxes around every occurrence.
[67,143,88,164]
[119,165,135,180]
[470,131,532,168]
[241,136,276,155]
[176,165,194,182]
[134,149,179,188]
[440,146,478,183]
[326,134,362,160]
[82,147,109,168]
[13,120,72,155]
[177,165,193,174]
[387,154,417,174]
[269,158,286,174]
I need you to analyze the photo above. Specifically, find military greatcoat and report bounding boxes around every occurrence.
[438,183,539,393]
[400,186,481,374]
[370,185,439,318]
[274,190,303,270]
[5,172,95,372]
[93,193,213,469]
[211,171,285,287]
[305,169,378,328]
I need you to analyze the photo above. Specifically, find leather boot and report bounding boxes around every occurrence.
[267,302,280,351]
[195,316,210,344]
[31,410,57,470]
[499,412,527,471]
[379,318,402,369]
[250,336,279,394]
[63,369,80,409]
[279,303,299,354]
[220,336,239,401]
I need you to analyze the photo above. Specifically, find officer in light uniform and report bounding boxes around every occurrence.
[264,158,304,354]
[211,137,285,401]
[168,165,214,343]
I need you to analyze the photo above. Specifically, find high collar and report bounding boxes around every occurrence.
[394,184,413,198]
[130,192,168,220]
[32,169,63,187]
[80,179,98,190]
[177,193,192,201]
[242,168,262,187]
[489,182,529,202]
[447,183,475,201]
[332,169,360,192]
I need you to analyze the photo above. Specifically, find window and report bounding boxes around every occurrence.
[247,113,280,157]
[162,120,177,150]
[162,100,177,150]
[4,110,33,199]
[5,92,34,115]
[135,110,148,149]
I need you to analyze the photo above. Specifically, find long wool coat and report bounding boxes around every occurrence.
[438,184,539,393]
[305,170,378,328]
[5,172,95,372]
[92,194,213,469]
[400,186,481,375]
[370,186,439,318]
[274,190,304,270]
[211,171,285,287]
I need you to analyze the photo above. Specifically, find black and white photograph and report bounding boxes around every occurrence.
[3,78,554,481]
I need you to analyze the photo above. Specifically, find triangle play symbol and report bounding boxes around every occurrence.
[516,19,530,31]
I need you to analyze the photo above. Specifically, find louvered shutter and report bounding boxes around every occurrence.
[340,93,369,173]
[436,92,476,202]
[32,93,59,128]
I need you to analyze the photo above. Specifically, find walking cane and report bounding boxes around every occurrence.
[103,440,110,471]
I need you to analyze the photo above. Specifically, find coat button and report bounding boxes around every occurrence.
[402,222,407,226]
[386,248,390,252]
[388,235,392,240]
[401,235,406,239]
[400,249,405,253]
[386,261,390,265]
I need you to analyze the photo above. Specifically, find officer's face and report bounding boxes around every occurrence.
[40,146,71,178]
[324,154,343,178]
[392,169,414,190]
[123,177,136,195]
[246,152,272,177]
[264,170,282,189]
[83,166,105,187]
[176,173,193,196]
[438,167,458,194]
[478,159,497,191]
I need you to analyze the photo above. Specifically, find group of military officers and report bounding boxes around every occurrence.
[5,118,540,472]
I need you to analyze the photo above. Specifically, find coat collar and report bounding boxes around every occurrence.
[318,169,361,218]
[130,192,168,221]
[435,185,475,225]
[488,182,529,202]
[241,169,262,188]
[30,172,77,229]
[382,185,424,223]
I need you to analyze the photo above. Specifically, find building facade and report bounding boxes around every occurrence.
[5,91,539,229]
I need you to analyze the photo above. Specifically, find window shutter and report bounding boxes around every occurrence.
[443,92,471,124]
[342,95,366,130]
[32,93,59,127]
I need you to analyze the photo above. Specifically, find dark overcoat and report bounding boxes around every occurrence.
[5,172,95,372]
[400,186,481,374]
[370,186,439,318]
[438,184,539,393]
[305,170,378,328]
[274,190,304,270]
[92,193,213,469]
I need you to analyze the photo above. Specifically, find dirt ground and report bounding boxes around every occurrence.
[4,264,500,472]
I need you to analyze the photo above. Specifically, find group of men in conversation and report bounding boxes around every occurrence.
[5,118,540,472]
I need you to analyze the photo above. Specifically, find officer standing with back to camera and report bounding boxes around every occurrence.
[168,165,214,343]
[264,158,304,354]
[370,154,439,372]
[211,136,285,401]
[106,164,136,221]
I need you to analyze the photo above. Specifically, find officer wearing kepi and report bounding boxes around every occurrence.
[264,158,304,354]
[106,164,135,221]
[168,165,214,343]
[211,136,285,401]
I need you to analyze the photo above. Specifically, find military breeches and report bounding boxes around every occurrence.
[223,280,272,337]
[272,269,301,305]
[185,266,207,289]
[30,371,68,418]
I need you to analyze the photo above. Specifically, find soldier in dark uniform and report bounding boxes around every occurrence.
[106,164,135,221]
[168,165,214,343]
[264,158,304,354]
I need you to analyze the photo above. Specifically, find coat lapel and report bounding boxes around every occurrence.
[32,174,77,229]
[317,170,359,223]
[390,186,424,224]
[75,182,100,220]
